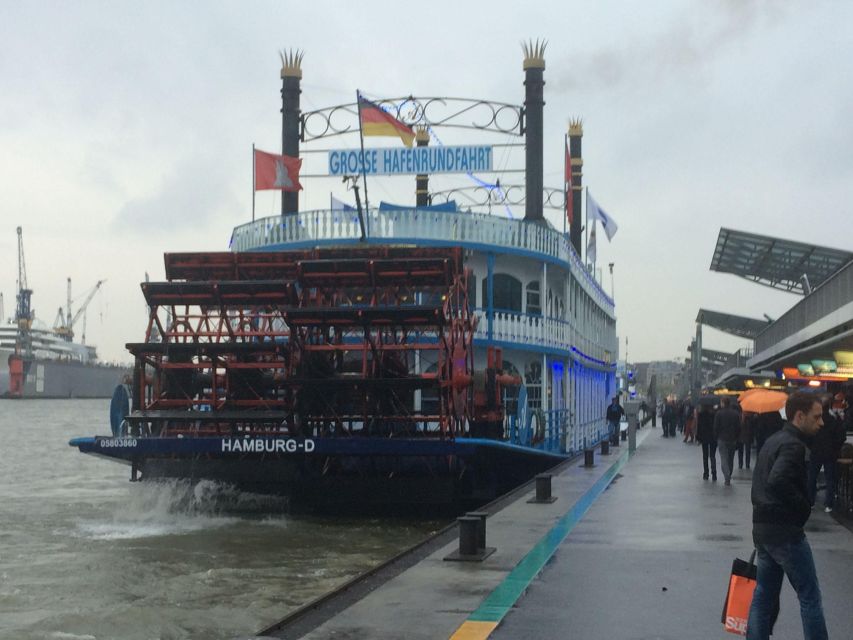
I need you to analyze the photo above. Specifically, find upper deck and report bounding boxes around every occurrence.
[230,208,614,316]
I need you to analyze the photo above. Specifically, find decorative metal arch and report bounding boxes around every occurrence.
[430,184,566,211]
[300,97,524,142]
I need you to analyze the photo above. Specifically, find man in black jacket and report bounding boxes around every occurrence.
[713,396,741,485]
[746,392,828,640]
[605,396,624,445]
[808,396,847,512]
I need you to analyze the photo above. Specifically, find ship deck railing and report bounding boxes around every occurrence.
[482,309,606,364]
[507,409,608,456]
[130,306,610,365]
[230,208,614,314]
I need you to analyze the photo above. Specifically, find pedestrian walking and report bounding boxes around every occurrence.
[807,395,847,513]
[754,411,784,455]
[714,396,741,486]
[696,403,717,481]
[605,396,624,446]
[683,402,696,443]
[746,392,828,640]
[738,412,756,470]
[662,400,675,438]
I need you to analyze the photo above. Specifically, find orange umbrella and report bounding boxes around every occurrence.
[738,389,788,414]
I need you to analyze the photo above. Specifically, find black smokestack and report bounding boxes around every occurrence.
[280,49,303,215]
[415,126,430,207]
[523,40,546,222]
[569,120,583,254]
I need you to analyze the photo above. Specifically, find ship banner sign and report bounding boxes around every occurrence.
[328,146,492,176]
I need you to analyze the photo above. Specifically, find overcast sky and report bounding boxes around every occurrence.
[1,1,851,365]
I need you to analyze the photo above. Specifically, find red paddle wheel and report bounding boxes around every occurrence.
[125,247,477,441]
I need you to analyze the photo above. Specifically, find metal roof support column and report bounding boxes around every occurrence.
[693,322,703,398]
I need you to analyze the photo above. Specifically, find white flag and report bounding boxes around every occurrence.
[587,220,597,264]
[330,194,355,211]
[586,191,618,241]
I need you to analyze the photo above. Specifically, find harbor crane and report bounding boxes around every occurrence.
[54,278,106,343]
[15,226,33,332]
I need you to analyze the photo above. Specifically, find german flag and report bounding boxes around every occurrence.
[358,94,415,148]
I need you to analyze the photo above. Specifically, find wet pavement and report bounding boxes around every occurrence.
[257,427,852,639]
[492,429,852,640]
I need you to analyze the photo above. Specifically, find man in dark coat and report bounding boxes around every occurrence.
[696,403,717,480]
[807,396,847,512]
[738,412,756,470]
[754,411,784,455]
[605,396,624,445]
[746,392,828,639]
[662,401,676,437]
[713,396,741,485]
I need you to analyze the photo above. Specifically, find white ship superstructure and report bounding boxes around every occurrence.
[231,206,618,450]
[0,319,98,364]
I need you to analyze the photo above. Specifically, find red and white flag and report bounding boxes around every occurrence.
[254,148,302,191]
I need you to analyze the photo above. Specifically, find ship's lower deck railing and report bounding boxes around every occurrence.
[482,309,605,362]
[507,409,607,456]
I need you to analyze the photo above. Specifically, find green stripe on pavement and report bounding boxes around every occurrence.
[467,444,635,624]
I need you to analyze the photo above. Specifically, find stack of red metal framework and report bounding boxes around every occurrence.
[125,247,476,440]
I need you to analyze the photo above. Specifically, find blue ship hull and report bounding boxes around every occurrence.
[70,435,569,511]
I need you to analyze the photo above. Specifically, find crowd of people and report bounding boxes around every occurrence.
[601,390,851,636]
[646,391,850,638]
[655,393,848,508]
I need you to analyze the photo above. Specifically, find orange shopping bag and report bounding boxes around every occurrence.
[721,550,757,636]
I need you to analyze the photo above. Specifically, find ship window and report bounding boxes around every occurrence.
[467,274,477,308]
[487,273,522,312]
[526,281,541,316]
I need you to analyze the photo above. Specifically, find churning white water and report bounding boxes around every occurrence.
[0,400,440,640]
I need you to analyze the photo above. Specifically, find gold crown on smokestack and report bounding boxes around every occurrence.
[280,49,304,78]
[415,125,430,143]
[522,39,546,70]
[569,118,583,136]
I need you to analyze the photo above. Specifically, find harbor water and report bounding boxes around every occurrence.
[0,400,442,640]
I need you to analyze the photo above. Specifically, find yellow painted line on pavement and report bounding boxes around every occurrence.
[449,620,499,639]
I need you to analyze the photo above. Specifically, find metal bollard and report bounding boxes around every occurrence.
[458,516,480,556]
[528,473,558,503]
[444,515,496,561]
[601,440,610,455]
[466,511,489,549]
[584,448,595,467]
